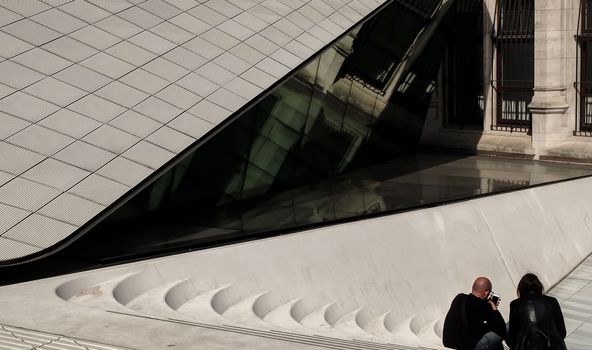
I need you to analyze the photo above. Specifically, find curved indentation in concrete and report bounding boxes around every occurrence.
[252,290,281,320]
[389,316,422,340]
[324,303,342,326]
[354,308,374,330]
[55,270,140,301]
[331,307,382,340]
[410,315,427,335]
[299,303,335,330]
[417,319,442,344]
[222,291,270,325]
[363,311,392,338]
[175,285,232,323]
[434,318,444,338]
[384,311,405,332]
[210,284,247,315]
[333,307,363,329]
[290,297,325,323]
[164,278,217,311]
[112,270,157,306]
[262,298,304,330]
[126,279,189,317]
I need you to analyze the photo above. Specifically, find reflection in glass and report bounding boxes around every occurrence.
[66,0,448,260]
[6,0,592,281]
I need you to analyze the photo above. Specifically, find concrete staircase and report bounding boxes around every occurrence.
[57,270,445,349]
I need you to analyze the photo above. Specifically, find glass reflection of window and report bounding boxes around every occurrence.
[61,0,449,262]
[424,81,435,95]
[335,1,441,94]
[577,0,592,134]
[493,0,534,131]
[397,72,416,93]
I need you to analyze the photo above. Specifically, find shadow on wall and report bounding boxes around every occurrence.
[420,0,505,154]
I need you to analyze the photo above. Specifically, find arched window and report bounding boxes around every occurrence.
[493,0,534,131]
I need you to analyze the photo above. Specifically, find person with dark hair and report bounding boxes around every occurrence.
[443,277,506,349]
[506,273,567,350]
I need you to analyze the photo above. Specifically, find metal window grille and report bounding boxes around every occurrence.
[575,0,592,135]
[492,0,534,132]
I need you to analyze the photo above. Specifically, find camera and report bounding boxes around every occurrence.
[488,292,501,306]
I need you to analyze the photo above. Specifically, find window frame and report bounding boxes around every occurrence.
[492,0,535,132]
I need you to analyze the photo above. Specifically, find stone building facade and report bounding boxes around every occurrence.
[421,0,592,161]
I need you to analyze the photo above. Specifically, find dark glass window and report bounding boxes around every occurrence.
[494,0,534,131]
[335,1,436,94]
[576,0,592,134]
[55,0,449,263]
[445,0,484,129]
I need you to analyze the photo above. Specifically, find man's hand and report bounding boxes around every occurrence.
[488,300,498,311]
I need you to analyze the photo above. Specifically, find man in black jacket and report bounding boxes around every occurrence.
[443,277,506,350]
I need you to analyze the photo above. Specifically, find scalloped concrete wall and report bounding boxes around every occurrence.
[4,175,592,349]
[64,175,592,333]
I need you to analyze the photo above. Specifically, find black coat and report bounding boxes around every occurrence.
[506,292,567,350]
[443,293,506,350]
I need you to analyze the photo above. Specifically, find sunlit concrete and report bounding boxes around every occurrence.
[1,174,592,349]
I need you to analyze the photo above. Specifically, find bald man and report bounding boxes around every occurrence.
[442,277,506,350]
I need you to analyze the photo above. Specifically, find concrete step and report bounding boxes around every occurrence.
[332,307,380,340]
[222,291,275,328]
[55,273,445,348]
[176,285,232,324]
[262,298,312,332]
[364,312,396,340]
[125,279,189,319]
[299,303,335,332]
[389,316,425,345]
[417,319,443,345]
[67,272,139,312]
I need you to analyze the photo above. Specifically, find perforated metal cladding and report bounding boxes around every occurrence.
[0,0,385,260]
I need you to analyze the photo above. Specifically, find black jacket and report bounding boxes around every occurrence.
[506,292,567,350]
[443,293,506,350]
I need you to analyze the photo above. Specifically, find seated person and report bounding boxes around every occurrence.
[443,276,506,350]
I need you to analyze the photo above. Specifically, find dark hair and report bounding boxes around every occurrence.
[517,273,544,296]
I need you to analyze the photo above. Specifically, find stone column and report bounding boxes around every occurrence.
[529,0,570,158]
